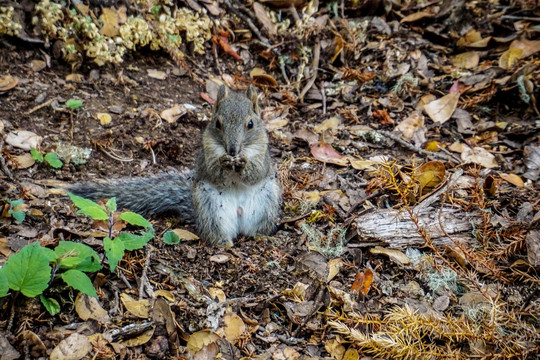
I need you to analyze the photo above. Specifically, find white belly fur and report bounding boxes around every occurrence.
[205,178,278,239]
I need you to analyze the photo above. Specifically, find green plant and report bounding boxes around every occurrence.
[0,241,101,315]
[6,198,25,223]
[163,231,180,245]
[31,148,63,169]
[68,193,154,272]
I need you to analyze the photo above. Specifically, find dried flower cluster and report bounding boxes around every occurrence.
[0,6,21,36]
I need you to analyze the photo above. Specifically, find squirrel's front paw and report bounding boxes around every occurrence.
[219,154,234,170]
[232,155,247,172]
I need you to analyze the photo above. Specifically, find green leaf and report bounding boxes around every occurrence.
[9,209,25,224]
[0,269,8,297]
[68,193,108,220]
[61,269,97,297]
[162,231,180,245]
[44,153,63,169]
[117,231,153,251]
[66,99,83,110]
[106,197,117,213]
[9,199,23,207]
[104,237,125,272]
[40,295,61,315]
[3,243,51,297]
[55,241,101,272]
[30,148,44,162]
[118,212,152,229]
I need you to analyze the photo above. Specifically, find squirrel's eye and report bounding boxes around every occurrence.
[216,118,222,130]
[247,120,254,130]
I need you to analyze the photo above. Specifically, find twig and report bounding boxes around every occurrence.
[0,141,14,181]
[139,246,154,299]
[379,130,460,164]
[25,97,55,115]
[321,82,327,115]
[299,38,321,102]
[222,0,271,47]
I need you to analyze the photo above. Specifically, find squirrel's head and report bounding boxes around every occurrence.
[205,85,268,158]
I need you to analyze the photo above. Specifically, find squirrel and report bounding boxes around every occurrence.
[70,85,281,247]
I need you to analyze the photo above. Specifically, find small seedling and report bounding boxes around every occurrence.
[31,148,63,169]
[7,198,25,223]
[65,99,83,110]
[68,193,154,272]
[163,231,180,245]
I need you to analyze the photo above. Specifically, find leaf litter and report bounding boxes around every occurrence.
[0,0,539,359]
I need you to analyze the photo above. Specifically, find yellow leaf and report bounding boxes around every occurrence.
[500,173,524,187]
[451,51,479,69]
[120,293,150,318]
[223,313,246,342]
[100,7,119,37]
[499,48,523,69]
[187,331,219,354]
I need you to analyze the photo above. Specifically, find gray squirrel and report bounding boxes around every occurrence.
[71,85,281,247]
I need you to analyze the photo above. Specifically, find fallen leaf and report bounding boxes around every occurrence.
[223,313,246,342]
[415,161,445,195]
[461,147,498,168]
[100,7,120,37]
[96,113,112,126]
[325,338,346,360]
[50,333,92,360]
[187,331,219,354]
[425,141,442,152]
[348,157,376,171]
[509,38,540,58]
[66,73,84,82]
[500,173,524,187]
[12,153,35,169]
[396,112,424,139]
[424,93,460,124]
[310,142,348,166]
[5,130,42,150]
[314,117,340,133]
[160,104,187,124]
[370,246,411,265]
[120,328,155,347]
[449,142,467,153]
[327,258,343,282]
[213,30,243,61]
[147,69,167,80]
[29,60,46,72]
[451,51,479,69]
[457,29,491,48]
[0,75,19,91]
[75,293,110,323]
[252,3,277,36]
[120,293,150,318]
[172,228,199,241]
[351,268,374,295]
[499,48,523,69]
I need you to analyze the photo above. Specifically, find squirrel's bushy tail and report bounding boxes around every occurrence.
[69,171,195,222]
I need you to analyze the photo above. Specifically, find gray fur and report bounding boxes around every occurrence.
[70,86,281,246]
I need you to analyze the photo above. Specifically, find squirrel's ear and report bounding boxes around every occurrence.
[216,85,229,104]
[246,85,260,113]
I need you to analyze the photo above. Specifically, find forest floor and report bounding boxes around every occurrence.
[0,1,539,359]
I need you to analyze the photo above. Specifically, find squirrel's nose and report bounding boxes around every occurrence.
[228,144,238,156]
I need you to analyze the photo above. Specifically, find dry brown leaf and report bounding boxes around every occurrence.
[66,73,84,82]
[327,258,343,282]
[120,293,150,318]
[120,328,155,347]
[147,69,167,80]
[325,338,346,360]
[50,333,92,360]
[249,68,278,88]
[252,3,277,36]
[29,60,46,72]
[187,331,219,354]
[160,104,187,124]
[75,293,110,323]
[208,287,226,302]
[310,142,348,166]
[96,113,112,126]
[349,157,377,171]
[351,268,374,295]
[396,112,424,139]
[449,142,467,153]
[370,246,410,265]
[424,93,460,124]
[461,146,498,168]
[343,348,360,360]
[509,38,540,58]
[12,154,35,169]
[223,313,246,342]
[500,173,524,187]
[0,75,19,91]
[400,10,433,23]
[172,228,199,241]
[314,117,340,133]
[499,48,523,69]
[457,29,491,48]
[451,51,479,69]
[100,7,119,37]
[6,130,42,150]
[416,161,445,195]
[154,289,175,301]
